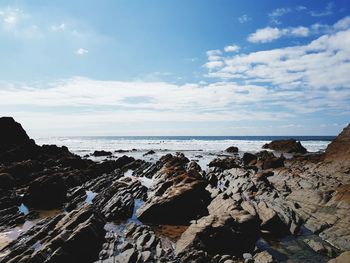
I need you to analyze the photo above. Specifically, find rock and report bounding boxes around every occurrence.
[328,251,350,263]
[256,201,289,236]
[137,178,211,224]
[243,153,257,166]
[0,172,15,189]
[23,174,67,209]
[225,146,239,153]
[114,248,139,263]
[262,157,284,170]
[144,150,156,156]
[92,150,113,157]
[262,139,307,154]
[209,157,240,170]
[253,251,274,263]
[175,213,259,257]
[324,124,350,162]
[0,117,30,152]
[0,205,105,263]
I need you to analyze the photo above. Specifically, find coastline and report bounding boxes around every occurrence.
[0,117,349,263]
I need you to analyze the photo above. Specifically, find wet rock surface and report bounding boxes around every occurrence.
[0,117,349,262]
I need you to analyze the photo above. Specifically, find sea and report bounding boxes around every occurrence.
[34,136,335,169]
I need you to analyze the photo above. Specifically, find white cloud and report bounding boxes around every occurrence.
[0,77,296,135]
[334,16,350,30]
[238,14,251,24]
[247,27,282,43]
[76,48,88,55]
[248,26,310,43]
[205,18,350,114]
[224,44,240,52]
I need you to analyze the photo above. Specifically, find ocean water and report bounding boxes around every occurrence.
[34,136,334,169]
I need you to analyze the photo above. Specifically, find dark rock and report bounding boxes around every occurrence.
[0,173,15,189]
[243,153,257,166]
[137,178,211,224]
[0,117,30,152]
[262,157,284,170]
[23,174,67,209]
[225,146,239,153]
[175,213,259,257]
[262,139,307,154]
[144,150,156,156]
[92,150,113,157]
[209,157,240,170]
[0,205,105,263]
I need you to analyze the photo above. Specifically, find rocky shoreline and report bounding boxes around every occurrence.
[0,116,349,263]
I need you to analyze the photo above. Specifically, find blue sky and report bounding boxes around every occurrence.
[0,0,349,136]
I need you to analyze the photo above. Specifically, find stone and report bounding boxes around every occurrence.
[225,146,239,153]
[243,153,257,166]
[92,150,113,157]
[137,178,211,224]
[23,174,67,209]
[262,139,307,154]
[254,251,274,263]
[328,251,350,263]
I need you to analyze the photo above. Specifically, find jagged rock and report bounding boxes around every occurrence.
[175,213,259,257]
[324,124,350,162]
[137,177,211,224]
[243,153,257,166]
[262,139,307,154]
[0,205,105,263]
[256,201,289,236]
[209,157,241,170]
[225,146,239,153]
[0,117,30,152]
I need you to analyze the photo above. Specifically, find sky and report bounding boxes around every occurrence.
[0,0,349,136]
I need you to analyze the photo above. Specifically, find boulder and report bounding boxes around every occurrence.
[175,213,259,257]
[225,146,239,153]
[262,139,307,153]
[137,178,211,224]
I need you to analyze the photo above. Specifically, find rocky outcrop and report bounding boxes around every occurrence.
[263,139,307,153]
[0,205,105,263]
[0,117,30,152]
[137,153,211,224]
[209,157,241,170]
[137,176,211,224]
[324,124,350,162]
